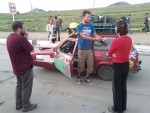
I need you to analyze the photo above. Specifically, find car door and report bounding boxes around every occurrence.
[93,38,114,69]
[54,40,76,78]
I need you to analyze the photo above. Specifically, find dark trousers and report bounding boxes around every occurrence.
[142,23,149,32]
[56,27,60,41]
[16,68,33,108]
[112,62,129,112]
[128,24,131,34]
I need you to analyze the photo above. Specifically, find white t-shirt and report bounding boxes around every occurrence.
[46,24,55,32]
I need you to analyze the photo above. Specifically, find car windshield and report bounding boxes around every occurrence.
[93,38,114,51]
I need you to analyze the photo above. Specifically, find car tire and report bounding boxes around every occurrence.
[97,65,113,81]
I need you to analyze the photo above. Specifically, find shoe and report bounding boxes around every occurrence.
[108,106,123,113]
[22,104,37,112]
[77,78,81,85]
[16,105,22,110]
[85,78,92,84]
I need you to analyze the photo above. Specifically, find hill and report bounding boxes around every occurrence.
[0,2,150,32]
[32,8,46,13]
[108,1,130,7]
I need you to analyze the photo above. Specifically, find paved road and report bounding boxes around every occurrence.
[0,45,150,113]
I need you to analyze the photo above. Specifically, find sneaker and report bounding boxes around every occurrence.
[22,104,37,112]
[108,106,123,113]
[85,78,92,84]
[77,78,81,84]
[16,105,22,110]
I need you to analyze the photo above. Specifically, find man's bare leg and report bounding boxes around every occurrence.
[77,72,81,84]
[85,70,92,84]
[85,70,90,79]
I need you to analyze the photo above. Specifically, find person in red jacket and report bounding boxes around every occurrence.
[108,20,132,113]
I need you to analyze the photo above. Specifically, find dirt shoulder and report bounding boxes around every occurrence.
[1,32,150,45]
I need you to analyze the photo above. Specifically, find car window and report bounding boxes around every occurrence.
[60,40,75,55]
[93,38,114,50]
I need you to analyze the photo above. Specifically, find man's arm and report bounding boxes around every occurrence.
[80,32,96,41]
[93,33,107,42]
[77,24,97,41]
[92,25,107,42]
[24,32,29,39]
[80,31,106,42]
[20,36,34,53]
[46,24,49,31]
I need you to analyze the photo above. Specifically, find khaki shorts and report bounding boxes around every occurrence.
[78,49,94,73]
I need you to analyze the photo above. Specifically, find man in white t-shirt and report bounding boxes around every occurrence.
[46,21,55,41]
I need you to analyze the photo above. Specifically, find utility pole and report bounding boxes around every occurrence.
[92,0,95,15]
[133,0,136,10]
[30,0,33,13]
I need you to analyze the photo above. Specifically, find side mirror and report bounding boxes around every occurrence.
[53,47,57,52]
[53,47,59,54]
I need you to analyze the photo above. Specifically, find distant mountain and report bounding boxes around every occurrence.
[32,8,46,13]
[108,1,130,7]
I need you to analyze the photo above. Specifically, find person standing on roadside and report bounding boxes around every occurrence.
[126,15,131,34]
[54,16,60,41]
[76,10,106,85]
[7,21,37,112]
[108,20,132,113]
[48,16,52,24]
[142,13,149,33]
[46,20,55,41]
[58,16,63,30]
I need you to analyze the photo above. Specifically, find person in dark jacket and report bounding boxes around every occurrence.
[7,21,37,112]
[142,13,149,32]
[126,15,131,34]
[54,16,60,41]
[108,20,132,113]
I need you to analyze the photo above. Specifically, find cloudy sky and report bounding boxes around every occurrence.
[1,0,150,13]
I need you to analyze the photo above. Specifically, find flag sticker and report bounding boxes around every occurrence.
[130,50,137,59]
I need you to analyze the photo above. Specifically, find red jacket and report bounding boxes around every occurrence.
[108,35,132,63]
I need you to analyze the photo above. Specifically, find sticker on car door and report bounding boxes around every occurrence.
[36,55,54,63]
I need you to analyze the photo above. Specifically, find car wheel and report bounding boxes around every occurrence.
[97,65,113,81]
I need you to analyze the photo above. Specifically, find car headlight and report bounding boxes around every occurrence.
[129,60,134,68]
